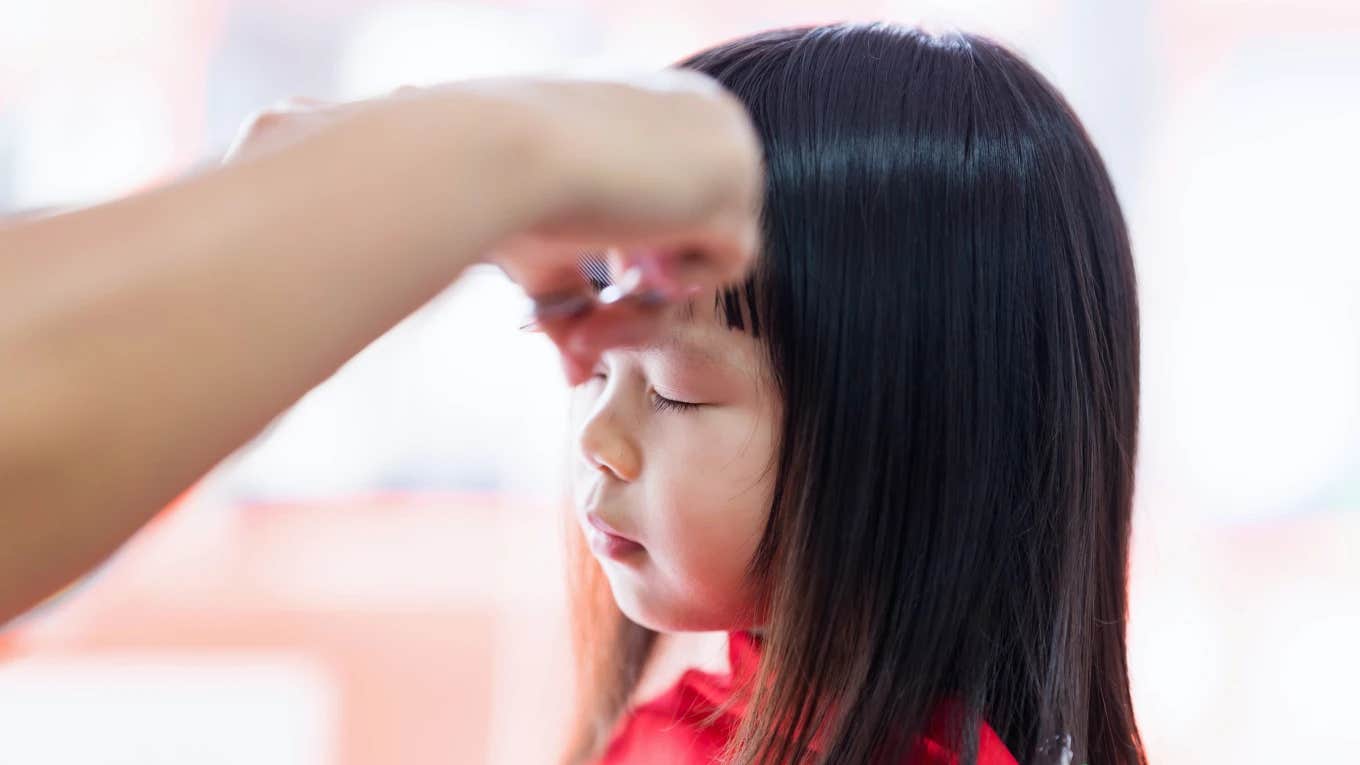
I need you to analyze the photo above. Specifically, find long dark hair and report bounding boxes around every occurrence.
[567,22,1145,765]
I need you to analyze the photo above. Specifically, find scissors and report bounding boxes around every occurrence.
[523,251,674,329]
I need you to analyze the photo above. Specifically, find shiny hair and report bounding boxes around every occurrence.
[567,22,1145,765]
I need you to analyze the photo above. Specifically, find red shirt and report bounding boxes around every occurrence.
[598,632,1017,765]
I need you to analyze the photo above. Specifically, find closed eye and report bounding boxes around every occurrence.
[650,391,702,413]
[585,364,702,413]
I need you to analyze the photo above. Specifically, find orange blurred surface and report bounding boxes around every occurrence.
[3,494,574,765]
[5,491,1359,763]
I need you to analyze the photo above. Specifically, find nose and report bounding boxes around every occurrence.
[576,398,642,483]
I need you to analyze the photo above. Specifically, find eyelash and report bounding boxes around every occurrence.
[589,372,702,414]
[650,392,701,414]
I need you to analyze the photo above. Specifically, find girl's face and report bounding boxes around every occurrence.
[570,290,780,632]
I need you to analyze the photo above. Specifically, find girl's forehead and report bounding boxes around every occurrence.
[643,326,735,371]
[644,293,765,374]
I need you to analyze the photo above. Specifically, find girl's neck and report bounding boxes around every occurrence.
[630,630,732,705]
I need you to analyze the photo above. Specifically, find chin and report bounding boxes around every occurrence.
[605,572,688,632]
[603,569,748,633]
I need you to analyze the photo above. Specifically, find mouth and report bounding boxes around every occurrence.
[585,512,646,561]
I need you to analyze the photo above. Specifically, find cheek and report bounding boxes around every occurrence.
[645,409,776,610]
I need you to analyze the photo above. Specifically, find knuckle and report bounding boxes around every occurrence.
[246,109,283,133]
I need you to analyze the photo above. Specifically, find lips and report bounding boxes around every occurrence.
[585,512,645,560]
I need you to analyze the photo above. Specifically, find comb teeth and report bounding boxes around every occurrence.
[578,252,611,291]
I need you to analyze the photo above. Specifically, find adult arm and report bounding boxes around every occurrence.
[0,73,762,623]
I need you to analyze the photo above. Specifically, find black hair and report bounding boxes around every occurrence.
[570,22,1144,765]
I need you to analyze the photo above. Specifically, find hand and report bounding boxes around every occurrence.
[223,71,764,384]
[486,70,764,383]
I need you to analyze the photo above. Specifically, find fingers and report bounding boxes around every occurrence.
[606,214,762,302]
[492,236,596,306]
[536,292,679,385]
[696,212,763,289]
[468,71,763,382]
[510,230,757,386]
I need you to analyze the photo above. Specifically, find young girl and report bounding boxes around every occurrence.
[561,22,1144,765]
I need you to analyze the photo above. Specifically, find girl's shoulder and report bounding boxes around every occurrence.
[599,631,1018,765]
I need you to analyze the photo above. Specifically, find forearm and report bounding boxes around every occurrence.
[0,94,556,622]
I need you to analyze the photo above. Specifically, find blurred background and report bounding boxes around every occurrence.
[2,0,1358,763]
